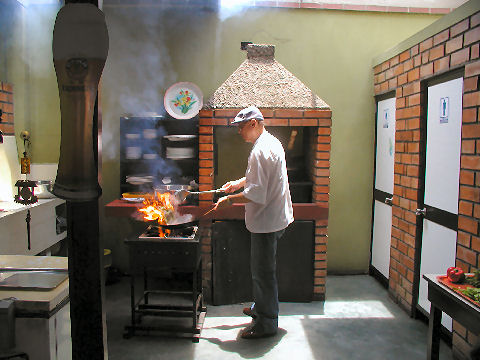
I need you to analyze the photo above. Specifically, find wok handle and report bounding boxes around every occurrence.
[190,189,224,195]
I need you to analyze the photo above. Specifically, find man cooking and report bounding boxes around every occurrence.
[213,106,294,339]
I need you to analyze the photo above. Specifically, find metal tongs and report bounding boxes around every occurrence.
[175,189,224,202]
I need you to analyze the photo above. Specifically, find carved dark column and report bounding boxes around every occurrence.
[55,0,107,358]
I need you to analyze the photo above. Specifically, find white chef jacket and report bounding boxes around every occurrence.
[243,130,294,233]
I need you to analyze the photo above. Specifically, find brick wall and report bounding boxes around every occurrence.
[198,107,331,302]
[373,10,480,359]
[0,81,14,135]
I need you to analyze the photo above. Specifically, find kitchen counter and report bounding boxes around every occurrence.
[0,255,69,314]
[104,199,328,221]
[0,198,67,255]
[0,255,72,360]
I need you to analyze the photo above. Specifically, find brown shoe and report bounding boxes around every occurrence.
[243,307,256,319]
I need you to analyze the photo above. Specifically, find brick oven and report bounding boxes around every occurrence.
[197,44,332,303]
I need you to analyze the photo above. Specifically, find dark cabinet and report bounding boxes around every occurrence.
[212,220,314,305]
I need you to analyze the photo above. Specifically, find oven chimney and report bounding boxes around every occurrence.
[246,43,275,61]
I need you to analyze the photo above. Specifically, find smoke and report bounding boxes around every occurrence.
[218,0,252,21]
[101,5,177,164]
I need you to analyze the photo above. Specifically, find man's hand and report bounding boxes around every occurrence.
[220,178,245,193]
[213,196,232,211]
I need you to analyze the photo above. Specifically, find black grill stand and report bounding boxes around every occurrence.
[124,233,206,342]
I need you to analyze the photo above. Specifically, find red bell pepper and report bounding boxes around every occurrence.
[447,267,465,283]
[447,267,456,277]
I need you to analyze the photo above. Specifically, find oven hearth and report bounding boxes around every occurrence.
[139,225,198,240]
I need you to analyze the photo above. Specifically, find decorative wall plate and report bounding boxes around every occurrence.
[164,82,203,119]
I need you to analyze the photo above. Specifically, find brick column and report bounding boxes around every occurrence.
[0,82,14,135]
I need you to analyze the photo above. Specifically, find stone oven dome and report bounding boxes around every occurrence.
[205,44,329,110]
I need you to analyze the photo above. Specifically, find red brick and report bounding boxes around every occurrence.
[429,44,445,61]
[304,110,332,118]
[214,109,239,117]
[466,60,480,77]
[263,118,288,126]
[472,12,480,27]
[446,35,463,54]
[403,81,420,96]
[213,118,228,126]
[399,50,410,62]
[289,118,317,126]
[472,236,480,252]
[199,168,213,176]
[464,91,480,107]
[397,97,406,108]
[2,83,12,92]
[457,231,471,247]
[389,78,398,89]
[465,27,480,46]
[0,123,14,135]
[457,245,477,265]
[414,54,422,67]
[422,51,429,64]
[450,18,469,37]
[462,123,480,138]
[420,37,433,52]
[459,185,480,202]
[199,126,213,134]
[434,56,450,73]
[420,63,434,78]
[464,77,478,92]
[473,43,480,60]
[462,139,475,154]
[199,135,212,144]
[199,175,213,185]
[390,55,400,66]
[199,151,213,160]
[458,216,478,234]
[199,109,213,117]
[275,109,303,118]
[403,58,414,72]
[318,118,332,127]
[451,48,470,66]
[434,29,450,45]
[199,159,213,168]
[393,63,404,76]
[317,127,331,135]
[398,73,408,86]
[461,155,480,170]
[375,72,386,84]
[199,144,213,152]
[461,170,475,186]
[407,68,420,82]
[260,109,274,117]
[374,64,383,75]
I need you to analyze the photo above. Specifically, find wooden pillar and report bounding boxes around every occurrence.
[62,1,107,359]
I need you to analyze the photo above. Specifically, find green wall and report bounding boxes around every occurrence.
[1,3,441,273]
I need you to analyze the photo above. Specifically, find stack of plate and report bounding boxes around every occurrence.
[166,147,194,159]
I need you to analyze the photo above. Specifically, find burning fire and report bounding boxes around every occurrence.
[138,192,175,224]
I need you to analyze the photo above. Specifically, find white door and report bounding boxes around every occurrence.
[417,77,463,331]
[371,97,396,279]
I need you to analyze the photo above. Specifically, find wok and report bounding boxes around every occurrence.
[148,214,199,230]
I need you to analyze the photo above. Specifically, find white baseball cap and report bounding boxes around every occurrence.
[231,106,264,125]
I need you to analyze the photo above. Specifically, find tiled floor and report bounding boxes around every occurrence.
[105,274,453,360]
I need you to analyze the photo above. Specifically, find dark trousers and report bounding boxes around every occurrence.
[250,229,285,333]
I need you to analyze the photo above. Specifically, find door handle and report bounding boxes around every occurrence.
[384,197,393,205]
[415,208,427,216]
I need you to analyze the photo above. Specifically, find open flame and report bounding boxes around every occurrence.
[138,192,175,224]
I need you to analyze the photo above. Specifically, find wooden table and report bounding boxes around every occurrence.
[423,274,480,360]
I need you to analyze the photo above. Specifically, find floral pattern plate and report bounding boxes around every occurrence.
[164,82,203,119]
